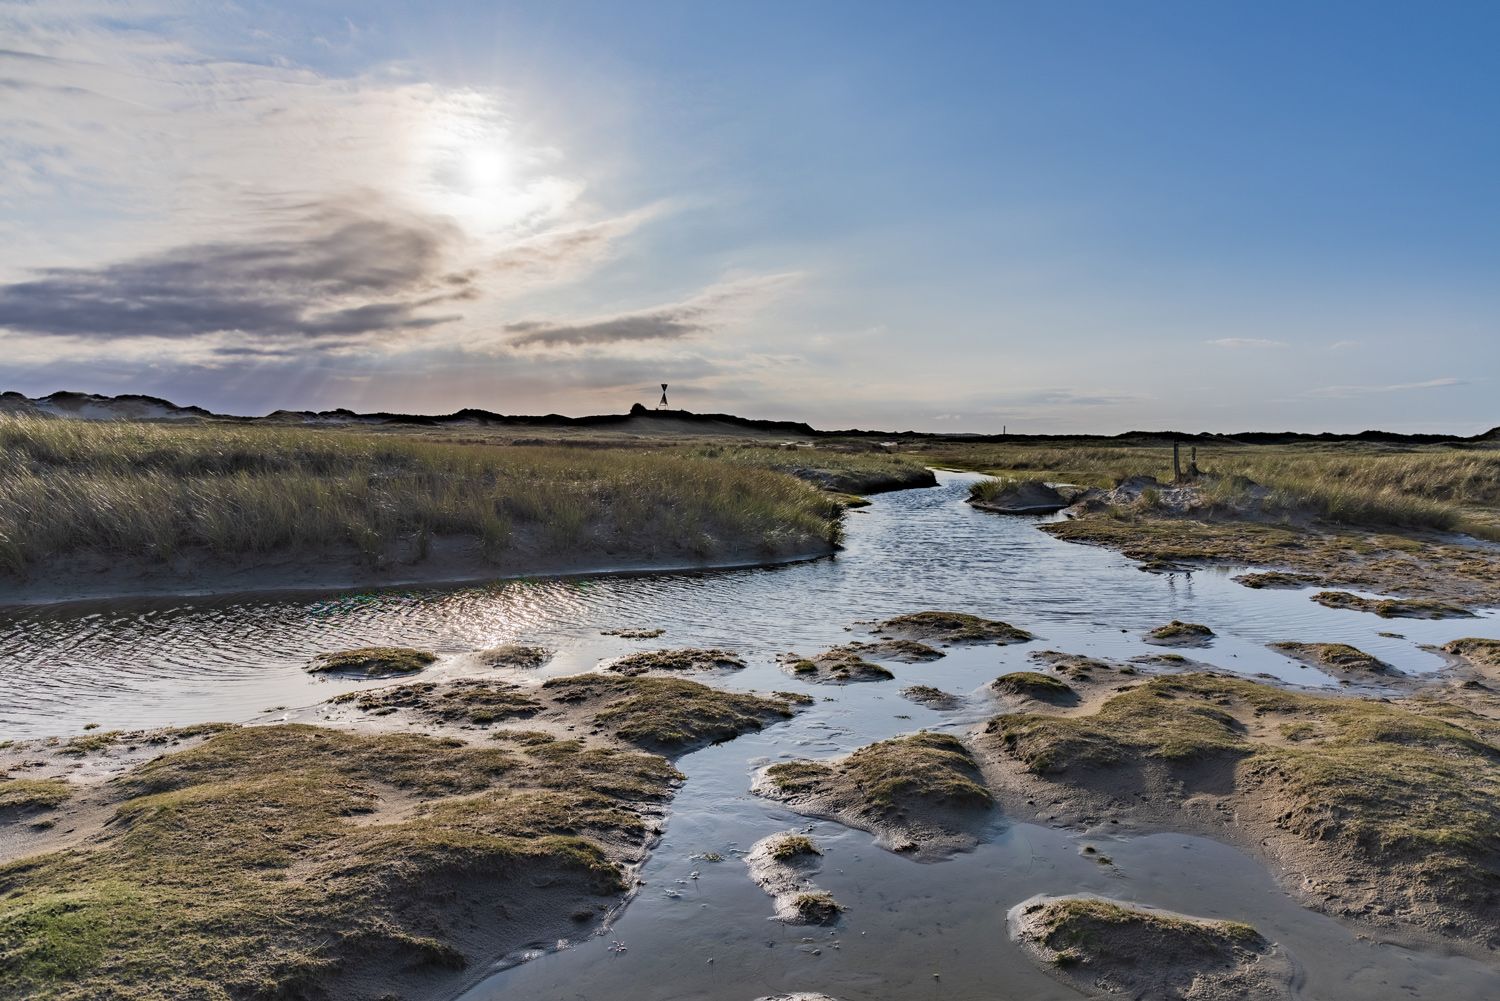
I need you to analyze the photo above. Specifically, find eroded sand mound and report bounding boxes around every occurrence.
[1270,641,1395,678]
[744,832,842,925]
[1010,894,1295,1000]
[968,479,1070,514]
[780,647,894,684]
[755,732,992,858]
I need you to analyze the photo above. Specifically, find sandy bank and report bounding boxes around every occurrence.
[974,664,1500,954]
[1009,893,1296,1000]
[0,673,807,1000]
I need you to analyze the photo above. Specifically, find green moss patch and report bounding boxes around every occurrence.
[308,646,437,677]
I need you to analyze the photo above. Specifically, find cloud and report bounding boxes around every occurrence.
[1328,339,1360,351]
[504,273,800,349]
[0,200,472,341]
[1204,337,1286,349]
[1306,377,1464,398]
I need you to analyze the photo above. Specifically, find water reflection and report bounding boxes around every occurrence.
[2,471,1494,736]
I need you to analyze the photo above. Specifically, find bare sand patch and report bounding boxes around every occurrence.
[744,832,842,925]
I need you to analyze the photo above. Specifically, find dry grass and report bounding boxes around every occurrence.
[0,418,849,574]
[685,443,935,494]
[922,440,1500,539]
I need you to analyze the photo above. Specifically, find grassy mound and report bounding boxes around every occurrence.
[765,833,821,861]
[1012,894,1287,998]
[1233,571,1317,589]
[902,685,961,709]
[604,648,745,676]
[1270,642,1393,675]
[843,638,945,662]
[331,679,542,724]
[1028,895,1262,965]
[0,779,72,812]
[1144,621,1214,645]
[781,647,894,684]
[308,646,436,677]
[767,733,991,810]
[542,675,798,751]
[474,644,552,669]
[985,674,1500,938]
[992,672,1077,703]
[0,724,678,1000]
[875,611,1033,645]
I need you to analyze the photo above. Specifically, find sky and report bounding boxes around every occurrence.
[1,1,1497,433]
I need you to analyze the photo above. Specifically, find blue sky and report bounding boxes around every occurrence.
[1,1,1496,432]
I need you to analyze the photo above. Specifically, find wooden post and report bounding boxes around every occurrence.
[1173,441,1182,482]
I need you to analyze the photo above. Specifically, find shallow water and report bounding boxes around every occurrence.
[4,472,1498,999]
[5,471,1493,737]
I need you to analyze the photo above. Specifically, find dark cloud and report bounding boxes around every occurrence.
[506,310,706,348]
[504,273,795,349]
[0,204,471,341]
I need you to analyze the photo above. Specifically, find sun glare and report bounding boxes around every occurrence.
[414,93,579,237]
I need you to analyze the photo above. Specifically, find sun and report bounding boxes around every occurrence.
[461,145,511,193]
[415,94,579,236]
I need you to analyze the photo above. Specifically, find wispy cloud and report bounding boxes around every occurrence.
[1306,377,1464,398]
[504,273,799,349]
[1328,339,1360,351]
[1204,337,1286,349]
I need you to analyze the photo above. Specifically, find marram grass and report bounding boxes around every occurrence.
[0,417,843,573]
